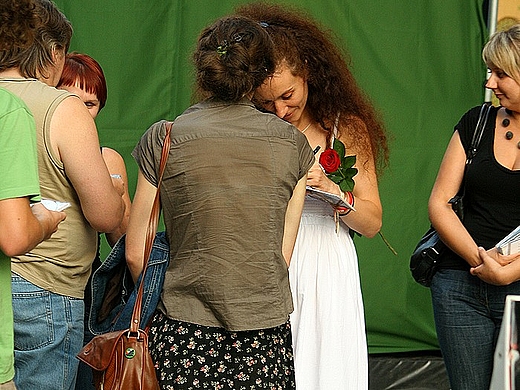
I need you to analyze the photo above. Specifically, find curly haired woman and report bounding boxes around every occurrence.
[236,3,389,389]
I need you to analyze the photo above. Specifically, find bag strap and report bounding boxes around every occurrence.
[456,103,492,199]
[130,121,172,334]
[466,102,492,165]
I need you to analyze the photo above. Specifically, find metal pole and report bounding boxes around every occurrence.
[485,0,499,102]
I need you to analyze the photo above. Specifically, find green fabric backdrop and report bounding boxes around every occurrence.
[53,0,489,353]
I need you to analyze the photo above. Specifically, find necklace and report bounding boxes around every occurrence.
[300,122,312,134]
[502,109,520,149]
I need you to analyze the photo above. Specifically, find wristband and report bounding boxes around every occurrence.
[336,191,354,216]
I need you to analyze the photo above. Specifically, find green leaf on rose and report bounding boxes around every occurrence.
[339,178,355,192]
[332,138,345,157]
[343,155,356,167]
[323,139,358,193]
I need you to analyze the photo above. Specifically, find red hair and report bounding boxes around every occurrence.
[58,52,107,110]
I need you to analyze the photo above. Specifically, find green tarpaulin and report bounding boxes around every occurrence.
[53,0,489,353]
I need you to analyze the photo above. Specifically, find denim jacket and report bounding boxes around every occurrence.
[88,231,169,335]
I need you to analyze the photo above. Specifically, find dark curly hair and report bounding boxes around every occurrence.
[0,0,39,51]
[235,2,389,173]
[194,15,275,102]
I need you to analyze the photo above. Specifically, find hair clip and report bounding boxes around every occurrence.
[232,33,243,43]
[216,40,228,57]
[259,22,269,28]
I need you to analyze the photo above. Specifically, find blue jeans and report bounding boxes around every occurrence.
[11,274,84,390]
[431,269,520,390]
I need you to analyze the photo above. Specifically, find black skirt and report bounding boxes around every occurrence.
[148,311,295,389]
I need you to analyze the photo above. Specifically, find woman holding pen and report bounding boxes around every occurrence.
[237,3,389,389]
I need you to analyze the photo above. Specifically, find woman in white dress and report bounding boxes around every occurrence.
[237,3,390,389]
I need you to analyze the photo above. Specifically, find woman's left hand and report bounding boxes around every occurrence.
[470,247,520,285]
[494,248,519,266]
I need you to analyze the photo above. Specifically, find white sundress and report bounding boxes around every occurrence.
[289,195,368,390]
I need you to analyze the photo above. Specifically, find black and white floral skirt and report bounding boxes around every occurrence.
[148,311,295,389]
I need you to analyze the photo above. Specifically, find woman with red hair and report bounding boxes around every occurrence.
[57,53,131,390]
[58,52,130,246]
[58,53,107,118]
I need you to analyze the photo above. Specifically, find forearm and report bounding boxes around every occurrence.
[499,254,520,285]
[103,148,131,246]
[282,176,307,265]
[338,192,382,237]
[83,190,126,233]
[429,200,480,267]
[327,182,381,237]
[125,171,156,282]
[105,192,131,247]
[0,199,45,256]
[125,233,145,282]
[1,219,44,257]
[471,247,520,285]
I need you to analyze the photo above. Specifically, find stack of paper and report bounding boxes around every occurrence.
[496,225,520,256]
[305,186,356,211]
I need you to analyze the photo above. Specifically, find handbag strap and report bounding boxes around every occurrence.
[457,103,492,198]
[130,121,172,334]
[466,103,492,165]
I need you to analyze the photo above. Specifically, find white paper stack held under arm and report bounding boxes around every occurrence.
[496,225,520,255]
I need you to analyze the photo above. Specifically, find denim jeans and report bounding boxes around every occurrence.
[431,269,520,390]
[89,232,169,335]
[11,274,84,390]
[74,322,95,390]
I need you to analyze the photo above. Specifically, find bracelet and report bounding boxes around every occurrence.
[336,191,354,216]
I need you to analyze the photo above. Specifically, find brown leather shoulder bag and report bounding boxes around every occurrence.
[77,121,172,390]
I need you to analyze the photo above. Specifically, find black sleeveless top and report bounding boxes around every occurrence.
[439,105,520,270]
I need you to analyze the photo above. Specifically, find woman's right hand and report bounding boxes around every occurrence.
[306,159,339,195]
[110,174,125,196]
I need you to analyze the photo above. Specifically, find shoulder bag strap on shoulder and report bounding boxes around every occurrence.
[130,121,173,333]
[466,103,492,165]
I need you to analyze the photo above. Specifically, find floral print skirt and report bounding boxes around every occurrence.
[148,311,295,389]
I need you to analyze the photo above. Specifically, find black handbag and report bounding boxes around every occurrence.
[410,103,492,287]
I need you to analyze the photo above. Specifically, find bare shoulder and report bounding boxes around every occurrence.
[102,147,126,171]
[54,94,92,118]
[52,95,97,138]
[48,95,99,161]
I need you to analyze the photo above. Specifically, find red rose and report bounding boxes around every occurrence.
[319,148,341,173]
